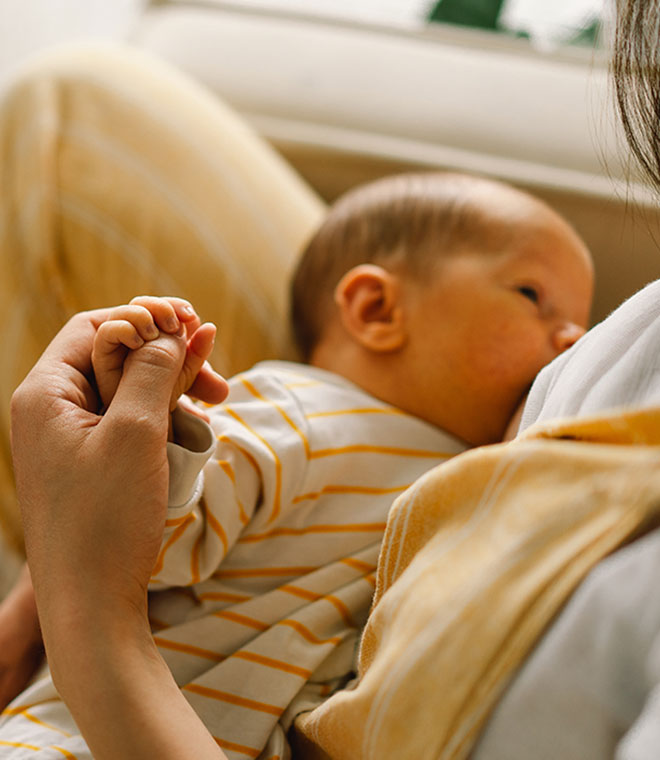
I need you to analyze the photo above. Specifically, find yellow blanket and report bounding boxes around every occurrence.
[295,407,660,759]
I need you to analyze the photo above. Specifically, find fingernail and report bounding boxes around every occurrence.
[166,316,179,332]
[146,323,159,339]
[181,304,195,317]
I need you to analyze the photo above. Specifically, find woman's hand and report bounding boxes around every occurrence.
[91,296,228,413]
[11,308,185,625]
[10,309,228,759]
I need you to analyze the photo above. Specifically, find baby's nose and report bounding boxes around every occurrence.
[552,323,586,353]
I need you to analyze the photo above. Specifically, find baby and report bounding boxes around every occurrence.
[0,172,593,759]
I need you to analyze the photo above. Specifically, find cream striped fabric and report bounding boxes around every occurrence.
[0,361,467,759]
[295,406,660,760]
[0,43,325,553]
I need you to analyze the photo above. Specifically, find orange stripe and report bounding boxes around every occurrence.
[280,585,322,602]
[217,460,250,525]
[278,619,342,646]
[214,736,260,758]
[310,444,453,459]
[214,565,318,579]
[15,709,72,738]
[2,696,64,715]
[241,378,312,459]
[0,741,76,758]
[214,610,269,631]
[325,595,357,628]
[218,435,260,478]
[233,651,312,678]
[365,573,377,587]
[306,407,406,418]
[154,636,225,662]
[190,530,203,585]
[197,590,252,604]
[165,513,192,527]
[280,586,356,628]
[53,749,77,759]
[219,458,236,484]
[292,484,408,504]
[342,557,377,573]
[205,506,230,556]
[238,522,386,543]
[152,512,196,576]
[184,684,282,716]
[241,381,449,466]
[225,407,282,522]
[0,741,41,751]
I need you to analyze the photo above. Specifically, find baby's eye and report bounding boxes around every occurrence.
[518,285,539,304]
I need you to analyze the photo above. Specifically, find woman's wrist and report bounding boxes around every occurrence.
[41,589,149,691]
[42,600,227,760]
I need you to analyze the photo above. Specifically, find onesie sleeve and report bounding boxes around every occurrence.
[150,369,309,588]
[166,407,216,509]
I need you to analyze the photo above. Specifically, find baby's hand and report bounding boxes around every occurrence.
[92,296,228,413]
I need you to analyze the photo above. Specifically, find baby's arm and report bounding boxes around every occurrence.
[92,296,228,415]
[0,564,43,711]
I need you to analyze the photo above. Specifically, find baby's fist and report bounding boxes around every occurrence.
[92,296,227,411]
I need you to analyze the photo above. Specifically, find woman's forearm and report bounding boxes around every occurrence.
[44,601,228,760]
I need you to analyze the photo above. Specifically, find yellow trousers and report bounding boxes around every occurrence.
[0,43,325,551]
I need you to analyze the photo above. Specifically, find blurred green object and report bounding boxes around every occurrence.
[568,19,601,47]
[428,0,506,30]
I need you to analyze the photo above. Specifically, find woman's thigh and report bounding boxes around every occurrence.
[0,43,325,551]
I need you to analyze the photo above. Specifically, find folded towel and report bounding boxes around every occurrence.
[295,406,660,760]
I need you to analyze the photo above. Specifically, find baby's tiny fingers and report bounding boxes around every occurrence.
[165,297,202,340]
[129,296,200,335]
[159,297,198,323]
[95,319,145,353]
[105,305,159,341]
[129,296,180,334]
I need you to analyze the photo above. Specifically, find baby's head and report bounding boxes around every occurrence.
[291,172,593,445]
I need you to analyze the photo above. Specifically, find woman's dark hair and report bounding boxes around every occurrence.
[613,0,660,188]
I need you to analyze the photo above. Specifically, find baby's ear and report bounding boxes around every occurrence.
[334,264,406,352]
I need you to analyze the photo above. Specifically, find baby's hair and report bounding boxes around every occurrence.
[290,171,528,360]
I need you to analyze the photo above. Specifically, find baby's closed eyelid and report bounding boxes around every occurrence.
[517,284,540,304]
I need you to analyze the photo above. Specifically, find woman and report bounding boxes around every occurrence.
[8,0,660,757]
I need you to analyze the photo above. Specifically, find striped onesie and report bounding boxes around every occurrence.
[0,361,467,759]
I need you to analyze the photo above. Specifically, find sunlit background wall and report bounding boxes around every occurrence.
[0,0,613,78]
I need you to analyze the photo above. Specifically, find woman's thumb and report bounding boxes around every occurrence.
[106,331,186,425]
